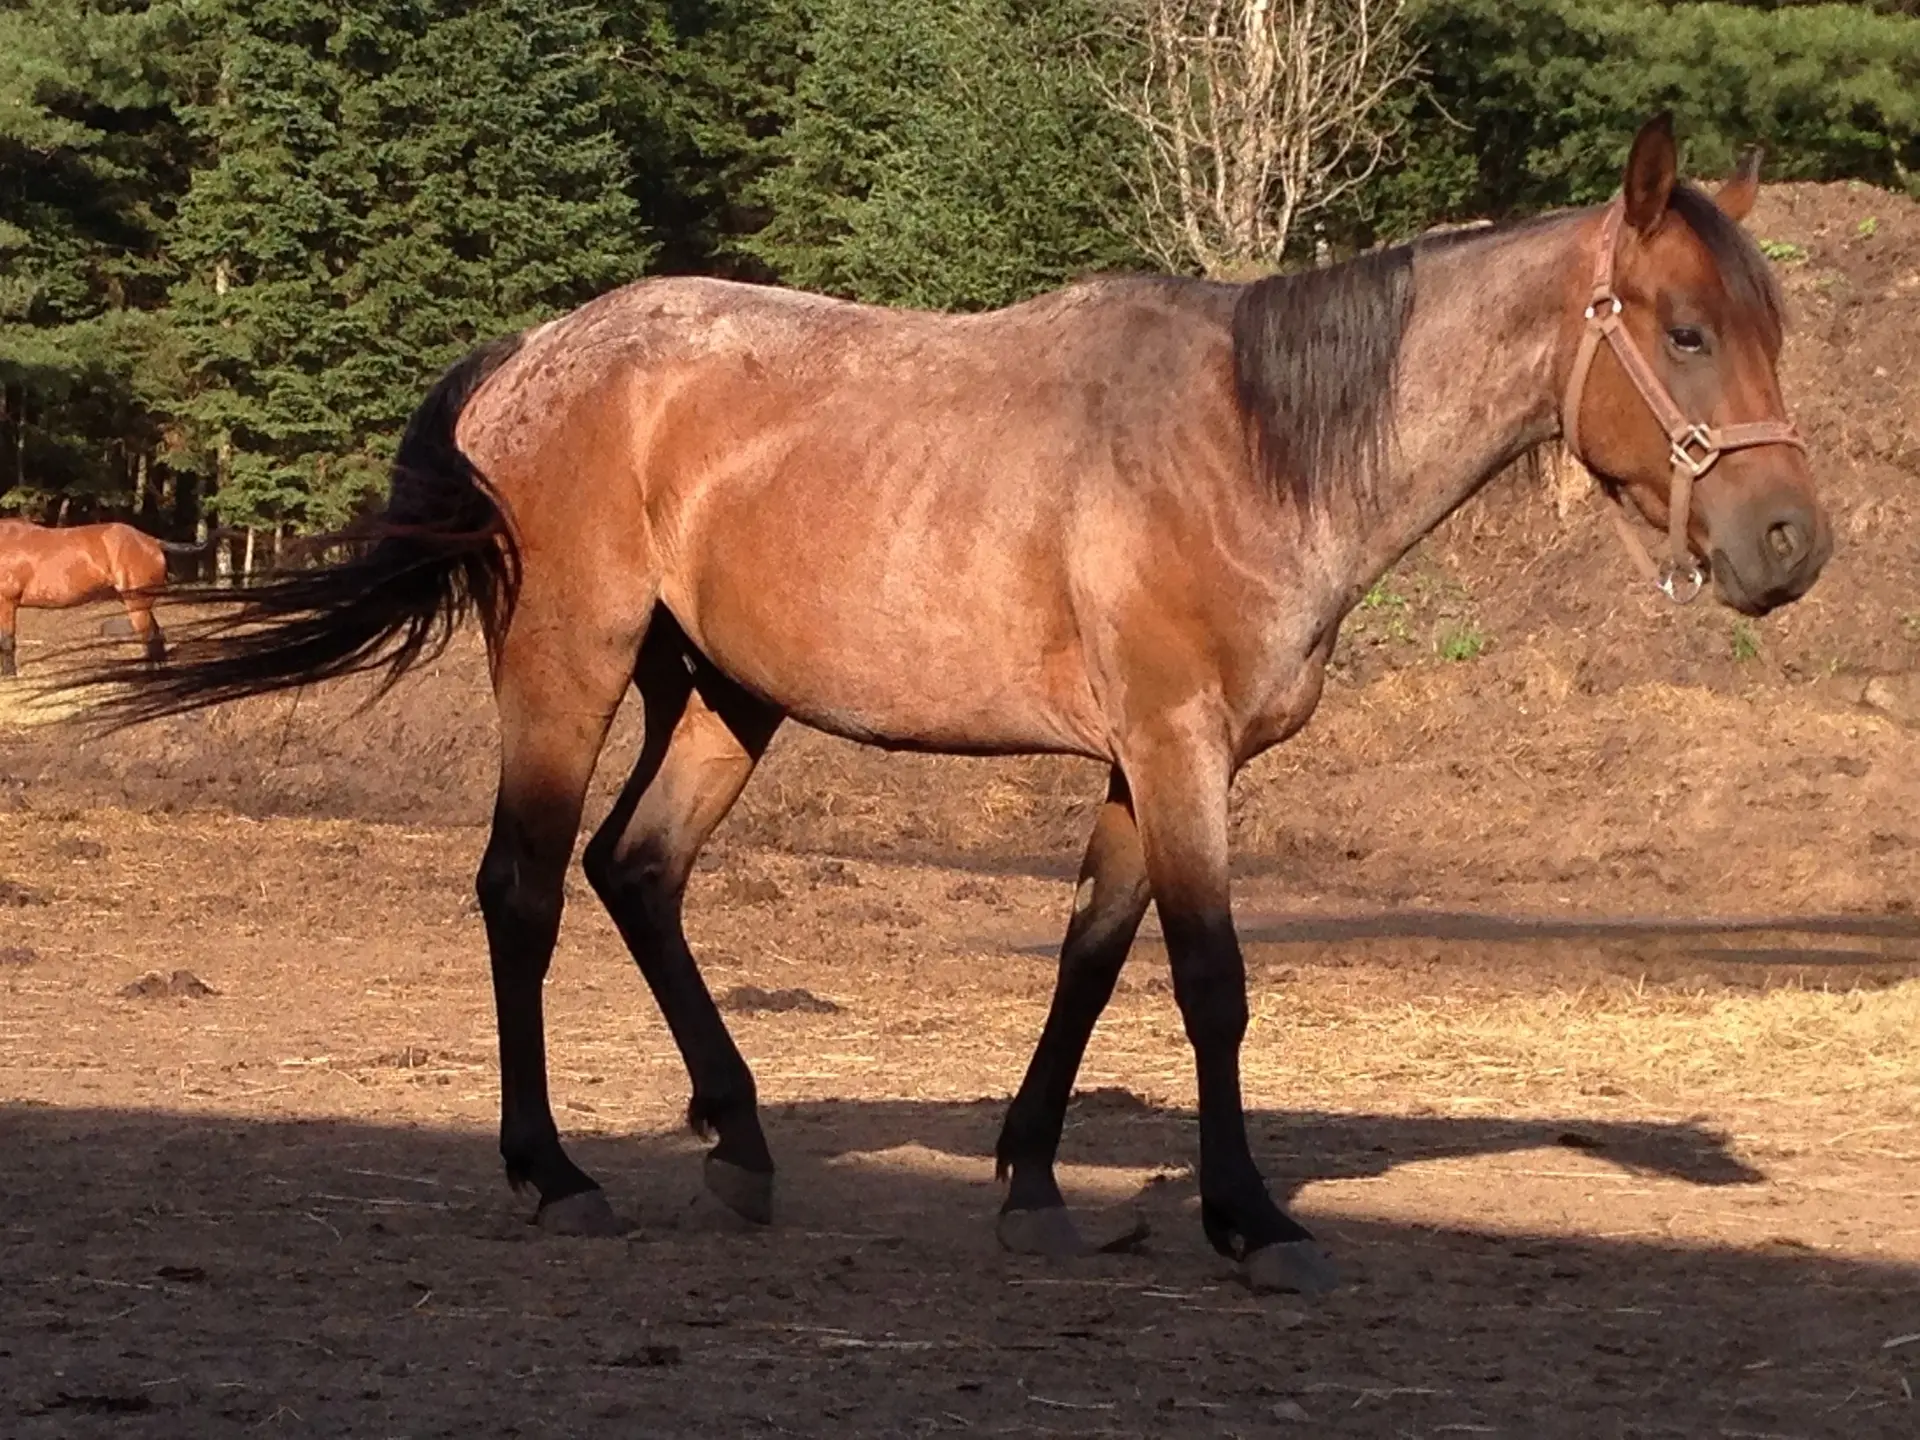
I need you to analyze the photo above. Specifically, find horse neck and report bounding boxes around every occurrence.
[1323,212,1591,599]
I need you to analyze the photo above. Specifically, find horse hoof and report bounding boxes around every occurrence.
[998,1206,1149,1258]
[998,1206,1089,1257]
[1245,1239,1341,1296]
[536,1189,630,1237]
[704,1156,773,1225]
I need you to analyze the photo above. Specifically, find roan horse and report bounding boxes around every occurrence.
[90,117,1829,1293]
[0,517,217,677]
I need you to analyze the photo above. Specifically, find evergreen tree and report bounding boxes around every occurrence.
[741,0,1147,310]
[0,0,187,519]
[604,0,813,279]
[1366,0,1920,239]
[167,0,649,532]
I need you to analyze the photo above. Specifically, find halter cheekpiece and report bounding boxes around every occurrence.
[1560,198,1805,604]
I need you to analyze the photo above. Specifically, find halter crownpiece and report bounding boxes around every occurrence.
[1561,198,1806,604]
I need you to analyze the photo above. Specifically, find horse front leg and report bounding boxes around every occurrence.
[995,768,1151,1255]
[0,595,16,678]
[1124,721,1340,1295]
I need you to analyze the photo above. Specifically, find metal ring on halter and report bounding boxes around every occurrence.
[1657,561,1705,605]
[1584,296,1623,322]
[1669,425,1719,478]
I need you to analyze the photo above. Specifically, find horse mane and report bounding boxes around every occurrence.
[1666,181,1785,347]
[1230,246,1414,512]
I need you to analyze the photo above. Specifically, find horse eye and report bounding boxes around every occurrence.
[1668,325,1706,354]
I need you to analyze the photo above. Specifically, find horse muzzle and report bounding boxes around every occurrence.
[1705,487,1832,616]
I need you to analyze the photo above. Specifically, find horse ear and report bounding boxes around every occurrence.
[1622,113,1677,236]
[1715,147,1763,223]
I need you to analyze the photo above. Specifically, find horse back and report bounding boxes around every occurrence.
[458,275,1294,758]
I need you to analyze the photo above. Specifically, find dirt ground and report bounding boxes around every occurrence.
[3,181,1920,1437]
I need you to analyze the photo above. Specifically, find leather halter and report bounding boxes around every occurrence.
[1561,199,1805,603]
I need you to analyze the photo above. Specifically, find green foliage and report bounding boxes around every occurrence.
[0,0,189,511]
[741,0,1145,309]
[1758,238,1810,261]
[1436,623,1488,662]
[166,0,648,529]
[602,0,813,278]
[1363,0,1920,238]
[1731,619,1762,662]
[1361,578,1410,612]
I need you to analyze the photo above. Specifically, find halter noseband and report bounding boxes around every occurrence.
[1561,199,1805,604]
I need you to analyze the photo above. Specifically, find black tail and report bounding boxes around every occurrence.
[153,527,235,557]
[80,334,525,728]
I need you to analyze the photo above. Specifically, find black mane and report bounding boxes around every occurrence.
[1230,246,1414,511]
[1668,181,1786,346]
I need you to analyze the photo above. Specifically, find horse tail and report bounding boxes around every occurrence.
[152,529,231,557]
[84,334,524,727]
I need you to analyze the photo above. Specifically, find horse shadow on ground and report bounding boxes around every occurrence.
[3,1099,1913,1439]
[687,1091,1767,1210]
[994,906,1920,988]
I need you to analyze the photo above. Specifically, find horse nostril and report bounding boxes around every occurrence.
[1767,521,1804,565]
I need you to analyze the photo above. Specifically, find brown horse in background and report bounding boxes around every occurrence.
[87,117,1830,1294]
[0,518,221,677]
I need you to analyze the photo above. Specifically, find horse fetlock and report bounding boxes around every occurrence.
[999,1159,1068,1214]
[1201,1187,1312,1260]
[686,1087,769,1161]
[500,1124,596,1204]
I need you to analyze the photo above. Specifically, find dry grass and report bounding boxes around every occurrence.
[0,677,109,729]
[1244,979,1920,1118]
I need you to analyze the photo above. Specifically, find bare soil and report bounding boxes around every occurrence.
[2,183,1919,1437]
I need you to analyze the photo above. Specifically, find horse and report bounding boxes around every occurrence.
[88,116,1829,1294]
[0,518,219,677]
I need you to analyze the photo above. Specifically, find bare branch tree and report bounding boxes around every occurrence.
[1104,0,1418,278]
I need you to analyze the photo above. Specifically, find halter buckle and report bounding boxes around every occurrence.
[1657,560,1705,605]
[1670,425,1719,477]
[1584,295,1622,322]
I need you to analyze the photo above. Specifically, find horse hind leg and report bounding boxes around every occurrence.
[476,588,647,1237]
[125,596,166,665]
[994,769,1152,1257]
[582,614,784,1225]
[0,595,17,678]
